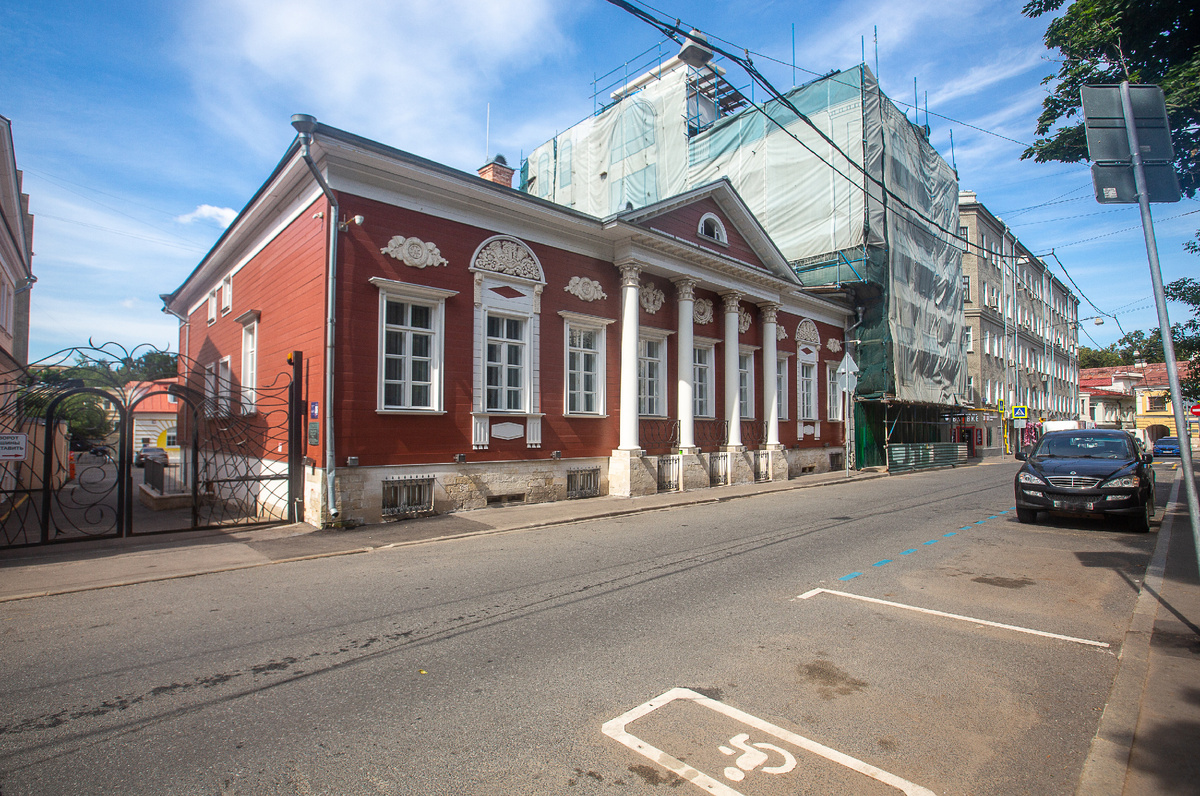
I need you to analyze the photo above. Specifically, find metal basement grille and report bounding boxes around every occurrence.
[1047,475,1101,489]
[382,476,435,516]
[567,467,601,499]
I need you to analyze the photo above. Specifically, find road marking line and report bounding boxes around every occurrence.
[974,520,987,524]
[922,539,938,545]
[900,549,917,555]
[959,526,972,531]
[796,588,1110,648]
[942,532,957,537]
[873,560,892,567]
[987,515,999,519]
[602,687,938,796]
[838,572,862,581]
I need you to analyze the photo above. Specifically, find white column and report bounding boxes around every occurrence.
[761,303,780,447]
[675,278,698,451]
[723,292,742,448]
[618,263,642,451]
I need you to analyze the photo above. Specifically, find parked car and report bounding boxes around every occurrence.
[134,446,169,468]
[1014,429,1155,532]
[1153,436,1181,457]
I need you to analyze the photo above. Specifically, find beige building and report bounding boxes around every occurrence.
[958,191,1079,454]
[0,114,34,370]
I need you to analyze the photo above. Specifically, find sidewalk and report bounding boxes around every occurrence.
[0,465,889,602]
[1,459,1196,795]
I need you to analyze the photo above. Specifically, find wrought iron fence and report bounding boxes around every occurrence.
[709,451,732,486]
[656,454,681,492]
[741,420,767,448]
[639,418,679,454]
[753,450,772,483]
[694,419,727,451]
[382,475,435,517]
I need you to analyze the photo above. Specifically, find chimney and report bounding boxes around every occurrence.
[477,154,514,188]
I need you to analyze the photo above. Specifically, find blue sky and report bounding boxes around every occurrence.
[3,0,1196,361]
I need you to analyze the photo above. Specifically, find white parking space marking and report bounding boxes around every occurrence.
[602,687,937,795]
[797,588,1110,648]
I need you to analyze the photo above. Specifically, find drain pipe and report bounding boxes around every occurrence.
[291,114,340,520]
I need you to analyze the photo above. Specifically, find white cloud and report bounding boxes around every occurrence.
[180,0,566,168]
[175,204,238,227]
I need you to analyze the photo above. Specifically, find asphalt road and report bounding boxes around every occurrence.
[0,461,1169,795]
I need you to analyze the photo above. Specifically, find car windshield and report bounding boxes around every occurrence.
[1157,438,1178,445]
[1033,435,1131,459]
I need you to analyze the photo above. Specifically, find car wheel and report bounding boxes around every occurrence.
[1016,508,1038,524]
[1129,500,1152,533]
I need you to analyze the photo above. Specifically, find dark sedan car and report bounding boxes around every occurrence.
[1014,429,1155,532]
[1153,436,1180,457]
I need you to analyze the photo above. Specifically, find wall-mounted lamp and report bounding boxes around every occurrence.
[454,453,466,464]
[551,450,562,459]
[338,215,365,231]
[346,456,359,467]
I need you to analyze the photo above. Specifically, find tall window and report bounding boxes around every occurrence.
[486,314,526,412]
[777,356,789,420]
[566,324,600,414]
[374,278,454,413]
[961,275,971,302]
[241,321,258,413]
[693,346,713,417]
[738,351,755,418]
[827,363,843,422]
[638,337,666,416]
[383,300,435,410]
[221,275,233,314]
[207,290,217,324]
[965,326,973,352]
[799,362,817,421]
[218,358,233,415]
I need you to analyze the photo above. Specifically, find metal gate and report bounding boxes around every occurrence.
[0,344,304,548]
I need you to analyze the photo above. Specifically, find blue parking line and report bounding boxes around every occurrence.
[873,559,892,567]
[974,520,987,524]
[923,539,938,545]
[987,515,999,519]
[943,532,957,537]
[960,527,973,531]
[900,548,917,555]
[838,572,862,581]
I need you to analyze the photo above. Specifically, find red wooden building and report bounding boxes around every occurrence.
[162,117,851,526]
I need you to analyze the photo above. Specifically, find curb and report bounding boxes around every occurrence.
[1074,470,1178,795]
[0,469,897,602]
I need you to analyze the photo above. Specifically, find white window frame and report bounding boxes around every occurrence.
[696,212,728,244]
[826,361,843,422]
[371,277,457,414]
[218,357,233,416]
[797,347,818,421]
[241,321,258,414]
[738,347,756,419]
[221,275,233,314]
[486,313,529,413]
[203,362,217,416]
[776,354,790,421]
[638,330,670,417]
[693,340,717,419]
[965,326,973,352]
[560,311,612,416]
[207,289,217,325]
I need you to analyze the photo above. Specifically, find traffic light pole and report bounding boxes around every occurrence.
[1120,80,1200,575]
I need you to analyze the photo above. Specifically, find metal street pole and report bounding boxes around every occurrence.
[1119,80,1200,576]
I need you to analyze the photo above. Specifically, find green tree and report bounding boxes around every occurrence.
[1077,344,1121,369]
[1021,0,1200,197]
[1164,276,1200,398]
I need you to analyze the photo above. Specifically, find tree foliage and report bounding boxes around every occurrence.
[1022,0,1200,197]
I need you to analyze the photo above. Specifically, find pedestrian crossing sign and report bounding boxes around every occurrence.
[1012,405,1028,420]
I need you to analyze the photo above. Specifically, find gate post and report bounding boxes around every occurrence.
[288,351,304,523]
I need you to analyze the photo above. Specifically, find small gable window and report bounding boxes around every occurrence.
[697,212,727,244]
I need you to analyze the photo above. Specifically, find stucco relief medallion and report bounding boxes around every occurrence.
[640,283,665,314]
[795,318,820,345]
[474,239,541,280]
[738,307,752,333]
[564,276,607,302]
[381,236,448,268]
[693,298,714,325]
[777,325,788,341]
[827,338,843,353]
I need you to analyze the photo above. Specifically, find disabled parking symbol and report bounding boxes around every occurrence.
[602,687,935,795]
